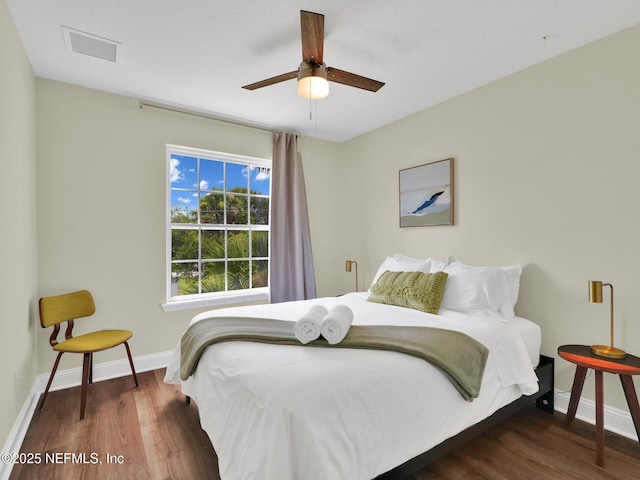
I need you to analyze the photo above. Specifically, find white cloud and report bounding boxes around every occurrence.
[170,158,183,183]
[250,165,271,181]
[200,180,209,190]
[255,170,270,181]
[177,196,191,205]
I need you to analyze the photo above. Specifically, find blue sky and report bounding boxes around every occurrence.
[170,154,270,212]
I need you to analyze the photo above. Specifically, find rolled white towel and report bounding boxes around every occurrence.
[321,305,354,345]
[294,305,328,344]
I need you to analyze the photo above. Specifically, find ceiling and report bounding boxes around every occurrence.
[7,1,640,142]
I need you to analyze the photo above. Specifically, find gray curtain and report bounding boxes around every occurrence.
[270,132,317,302]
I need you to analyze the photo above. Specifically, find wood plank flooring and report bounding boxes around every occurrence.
[9,369,640,480]
[10,369,218,480]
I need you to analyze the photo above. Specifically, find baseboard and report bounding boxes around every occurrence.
[0,378,42,480]
[34,350,175,393]
[0,350,174,480]
[554,388,638,441]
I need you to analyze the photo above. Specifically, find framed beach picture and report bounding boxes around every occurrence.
[399,158,454,227]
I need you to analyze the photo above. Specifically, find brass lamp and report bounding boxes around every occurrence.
[345,260,358,292]
[589,281,626,359]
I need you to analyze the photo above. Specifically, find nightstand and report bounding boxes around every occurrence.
[558,344,640,467]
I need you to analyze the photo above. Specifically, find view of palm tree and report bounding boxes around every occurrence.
[169,151,270,297]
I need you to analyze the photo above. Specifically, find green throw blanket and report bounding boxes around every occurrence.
[180,317,489,401]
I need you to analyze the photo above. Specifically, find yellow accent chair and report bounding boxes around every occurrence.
[38,290,138,419]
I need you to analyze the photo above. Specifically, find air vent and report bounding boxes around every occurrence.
[62,26,120,62]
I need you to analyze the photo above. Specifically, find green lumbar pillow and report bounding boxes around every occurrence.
[368,270,448,314]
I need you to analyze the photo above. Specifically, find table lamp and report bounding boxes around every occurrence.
[345,260,358,292]
[589,280,626,359]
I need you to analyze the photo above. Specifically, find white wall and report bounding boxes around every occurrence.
[0,0,38,445]
[339,24,640,412]
[35,79,344,374]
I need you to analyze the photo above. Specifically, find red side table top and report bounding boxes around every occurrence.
[558,345,640,375]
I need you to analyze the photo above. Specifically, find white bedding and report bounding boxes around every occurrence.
[165,292,541,480]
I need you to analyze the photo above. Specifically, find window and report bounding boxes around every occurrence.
[163,145,270,311]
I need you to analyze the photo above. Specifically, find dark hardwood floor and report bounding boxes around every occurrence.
[9,369,640,479]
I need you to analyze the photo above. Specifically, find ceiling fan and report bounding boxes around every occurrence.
[242,10,385,99]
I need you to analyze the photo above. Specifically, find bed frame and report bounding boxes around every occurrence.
[376,354,555,479]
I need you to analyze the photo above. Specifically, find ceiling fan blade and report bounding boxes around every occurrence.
[327,67,385,92]
[242,71,299,90]
[301,10,324,64]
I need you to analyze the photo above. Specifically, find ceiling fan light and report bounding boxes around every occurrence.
[298,75,329,99]
[297,61,329,99]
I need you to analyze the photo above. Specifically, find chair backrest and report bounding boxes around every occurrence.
[39,290,96,328]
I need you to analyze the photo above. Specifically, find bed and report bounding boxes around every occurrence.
[164,257,554,480]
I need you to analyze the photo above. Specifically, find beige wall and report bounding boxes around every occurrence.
[35,79,344,374]
[339,24,640,411]
[0,0,38,444]
[298,135,347,297]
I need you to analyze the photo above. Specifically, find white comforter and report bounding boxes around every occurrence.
[165,293,540,480]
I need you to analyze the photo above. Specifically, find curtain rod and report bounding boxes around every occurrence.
[136,99,282,135]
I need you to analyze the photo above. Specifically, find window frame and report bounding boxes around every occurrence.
[162,144,271,312]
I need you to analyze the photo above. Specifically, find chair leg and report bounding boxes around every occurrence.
[38,352,64,411]
[80,352,91,420]
[124,341,138,387]
[88,352,93,385]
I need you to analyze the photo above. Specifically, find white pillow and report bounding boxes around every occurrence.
[501,263,523,306]
[450,259,523,307]
[370,256,431,290]
[430,257,453,272]
[392,253,425,264]
[392,253,452,272]
[441,262,518,322]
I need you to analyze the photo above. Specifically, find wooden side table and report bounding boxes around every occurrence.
[558,344,640,467]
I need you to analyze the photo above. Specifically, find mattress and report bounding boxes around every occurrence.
[165,292,541,480]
